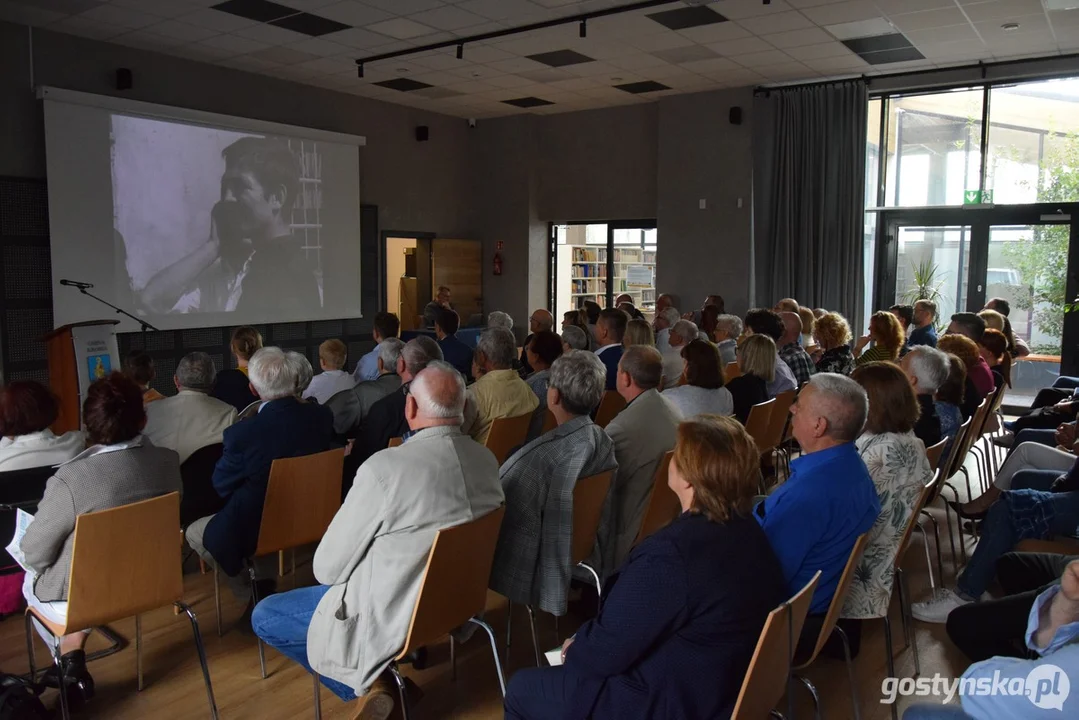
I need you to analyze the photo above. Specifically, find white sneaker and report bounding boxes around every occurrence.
[912,588,971,623]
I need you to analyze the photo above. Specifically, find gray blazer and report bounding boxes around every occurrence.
[324,373,401,437]
[594,389,681,577]
[21,438,182,602]
[307,425,504,694]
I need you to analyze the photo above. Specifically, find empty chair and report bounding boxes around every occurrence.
[743,399,775,450]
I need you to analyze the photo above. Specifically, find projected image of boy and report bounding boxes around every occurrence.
[136,137,320,314]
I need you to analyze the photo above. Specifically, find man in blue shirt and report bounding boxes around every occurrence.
[755,374,880,636]
[435,308,473,382]
[353,311,400,383]
[909,299,939,349]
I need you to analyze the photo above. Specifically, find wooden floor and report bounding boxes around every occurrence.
[0,499,983,719]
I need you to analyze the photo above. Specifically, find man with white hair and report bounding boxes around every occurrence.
[662,319,698,389]
[253,361,504,714]
[490,351,618,615]
[324,338,405,438]
[652,306,681,355]
[186,346,334,610]
[755,373,880,657]
[901,345,950,448]
[144,351,237,465]
[713,314,742,366]
[520,308,554,375]
[463,327,539,444]
[561,325,589,352]
[488,311,514,331]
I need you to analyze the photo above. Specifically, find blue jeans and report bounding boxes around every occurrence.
[504,667,580,720]
[1011,469,1063,492]
[958,491,1079,598]
[251,585,356,701]
[1013,428,1057,450]
[902,704,974,719]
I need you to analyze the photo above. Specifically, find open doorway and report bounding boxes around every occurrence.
[385,237,417,327]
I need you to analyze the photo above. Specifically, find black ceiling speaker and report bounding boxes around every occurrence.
[415,126,429,142]
[116,68,133,91]
[729,106,742,125]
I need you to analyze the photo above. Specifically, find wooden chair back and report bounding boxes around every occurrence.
[541,410,557,435]
[633,452,677,546]
[794,532,870,669]
[724,361,742,383]
[594,391,627,429]
[924,439,948,474]
[744,398,776,450]
[485,413,533,465]
[939,417,971,481]
[571,470,615,565]
[254,448,345,557]
[387,437,404,448]
[894,477,938,572]
[730,571,822,720]
[1016,537,1079,555]
[759,390,797,454]
[396,506,506,659]
[947,399,988,480]
[63,492,183,632]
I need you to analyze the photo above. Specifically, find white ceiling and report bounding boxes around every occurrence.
[4,0,1079,118]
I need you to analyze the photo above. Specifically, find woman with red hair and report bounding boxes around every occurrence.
[0,381,84,470]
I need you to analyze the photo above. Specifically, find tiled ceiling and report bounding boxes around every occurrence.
[4,0,1079,119]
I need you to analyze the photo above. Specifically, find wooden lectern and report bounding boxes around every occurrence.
[42,320,121,434]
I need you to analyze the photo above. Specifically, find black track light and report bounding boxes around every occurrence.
[456,43,464,59]
[580,19,586,38]
[357,63,364,78]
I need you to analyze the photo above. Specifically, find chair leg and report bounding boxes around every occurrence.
[313,672,322,720]
[24,612,36,682]
[921,511,946,588]
[388,663,411,720]
[449,636,456,682]
[251,569,267,680]
[175,602,219,720]
[883,614,897,720]
[135,613,143,692]
[896,569,911,651]
[199,558,208,575]
[505,600,512,649]
[51,636,70,720]
[468,617,507,697]
[525,605,542,667]
[913,524,935,590]
[900,570,921,678]
[86,625,126,662]
[794,675,822,720]
[213,562,222,638]
[833,624,861,720]
[278,550,285,577]
[577,562,603,609]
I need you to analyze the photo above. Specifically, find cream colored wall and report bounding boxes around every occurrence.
[386,237,416,320]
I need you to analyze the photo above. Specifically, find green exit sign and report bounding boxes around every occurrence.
[964,189,994,205]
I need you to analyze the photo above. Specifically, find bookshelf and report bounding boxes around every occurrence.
[554,224,657,321]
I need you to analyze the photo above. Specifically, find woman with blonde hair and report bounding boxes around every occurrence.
[725,334,776,423]
[504,416,785,720]
[938,334,990,418]
[623,318,655,348]
[797,306,817,348]
[853,311,905,365]
[813,312,856,375]
[212,325,263,412]
[978,308,1006,333]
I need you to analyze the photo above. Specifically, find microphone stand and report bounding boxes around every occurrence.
[73,286,159,346]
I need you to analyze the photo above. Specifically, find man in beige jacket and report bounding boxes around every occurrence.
[250,361,503,717]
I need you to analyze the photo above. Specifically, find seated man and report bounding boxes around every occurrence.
[662,319,697,389]
[744,308,797,396]
[324,338,404,439]
[903,559,1079,719]
[462,327,539,445]
[755,373,880,650]
[435,308,473,381]
[908,299,939,349]
[652,306,680,355]
[490,351,617,615]
[594,309,628,391]
[144,351,237,464]
[777,311,816,387]
[303,339,354,405]
[519,308,554,376]
[353,311,400,383]
[900,346,951,449]
[595,345,682,576]
[185,347,334,608]
[251,362,504,716]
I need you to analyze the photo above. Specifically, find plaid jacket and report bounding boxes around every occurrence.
[779,343,816,387]
[489,415,617,615]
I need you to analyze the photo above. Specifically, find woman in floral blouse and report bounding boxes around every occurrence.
[840,361,933,654]
[812,311,856,376]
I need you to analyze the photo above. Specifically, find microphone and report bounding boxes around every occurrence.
[59,279,94,289]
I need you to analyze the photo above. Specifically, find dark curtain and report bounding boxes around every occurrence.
[754,81,868,328]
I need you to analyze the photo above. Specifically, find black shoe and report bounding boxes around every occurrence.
[948,500,989,521]
[40,650,95,711]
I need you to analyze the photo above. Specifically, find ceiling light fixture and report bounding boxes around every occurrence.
[1001,22,1020,32]
[456,43,464,59]
[580,19,587,38]
[357,63,364,78]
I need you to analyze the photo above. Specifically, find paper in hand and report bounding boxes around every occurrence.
[544,648,563,667]
[5,508,35,574]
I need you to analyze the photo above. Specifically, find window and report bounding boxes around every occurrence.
[552,222,658,322]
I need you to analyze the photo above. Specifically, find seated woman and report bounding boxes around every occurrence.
[662,339,733,418]
[123,350,164,404]
[212,326,263,413]
[978,328,1012,391]
[524,330,564,441]
[0,381,84,470]
[725,334,775,424]
[503,415,786,720]
[841,362,933,655]
[853,311,904,366]
[938,334,989,417]
[622,318,655,348]
[19,373,181,706]
[813,312,856,375]
[934,353,966,465]
[698,304,721,343]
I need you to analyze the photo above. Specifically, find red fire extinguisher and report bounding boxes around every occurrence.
[493,244,503,276]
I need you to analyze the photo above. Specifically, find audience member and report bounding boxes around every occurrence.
[463,328,539,444]
[488,310,514,332]
[687,294,725,325]
[353,312,400,382]
[744,308,797,395]
[797,306,817,349]
[662,318,696,388]
[325,338,404,438]
[985,296,1029,357]
[581,301,602,343]
[979,327,1012,390]
[617,302,644,321]
[596,345,682,575]
[504,416,786,720]
[813,307,828,319]
[938,334,990,415]
[778,311,816,386]
[699,304,721,342]
[655,293,675,316]
[889,304,914,338]
[713,314,742,366]
[423,285,453,328]
[814,312,856,375]
[562,308,589,336]
[144,352,237,464]
[561,325,589,352]
[253,362,503,711]
[623,318,654,348]
[524,331,563,441]
[287,351,314,396]
[726,334,775,424]
[520,308,554,375]
[841,363,934,655]
[123,350,164,404]
[755,373,880,649]
[21,373,181,704]
[593,308,628,391]
[434,308,473,380]
[613,293,634,307]
[490,351,616,614]
[0,381,84,470]
[663,340,733,418]
[909,300,939,349]
[185,347,334,613]
[775,297,800,313]
[303,340,353,405]
[213,326,263,412]
[349,337,443,476]
[978,308,1006,335]
[947,312,986,343]
[900,345,950,449]
[854,311,904,366]
[934,354,966,457]
[652,306,681,355]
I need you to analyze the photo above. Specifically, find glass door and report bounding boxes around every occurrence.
[892,224,974,316]
[610,222,658,318]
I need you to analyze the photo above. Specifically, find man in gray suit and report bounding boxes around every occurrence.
[324,338,404,437]
[594,345,682,578]
[251,361,503,716]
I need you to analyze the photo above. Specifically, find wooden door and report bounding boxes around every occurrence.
[431,239,483,325]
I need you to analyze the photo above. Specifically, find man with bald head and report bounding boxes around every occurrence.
[777,311,816,386]
[655,294,675,316]
[520,308,554,375]
[755,373,880,654]
[252,361,503,715]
